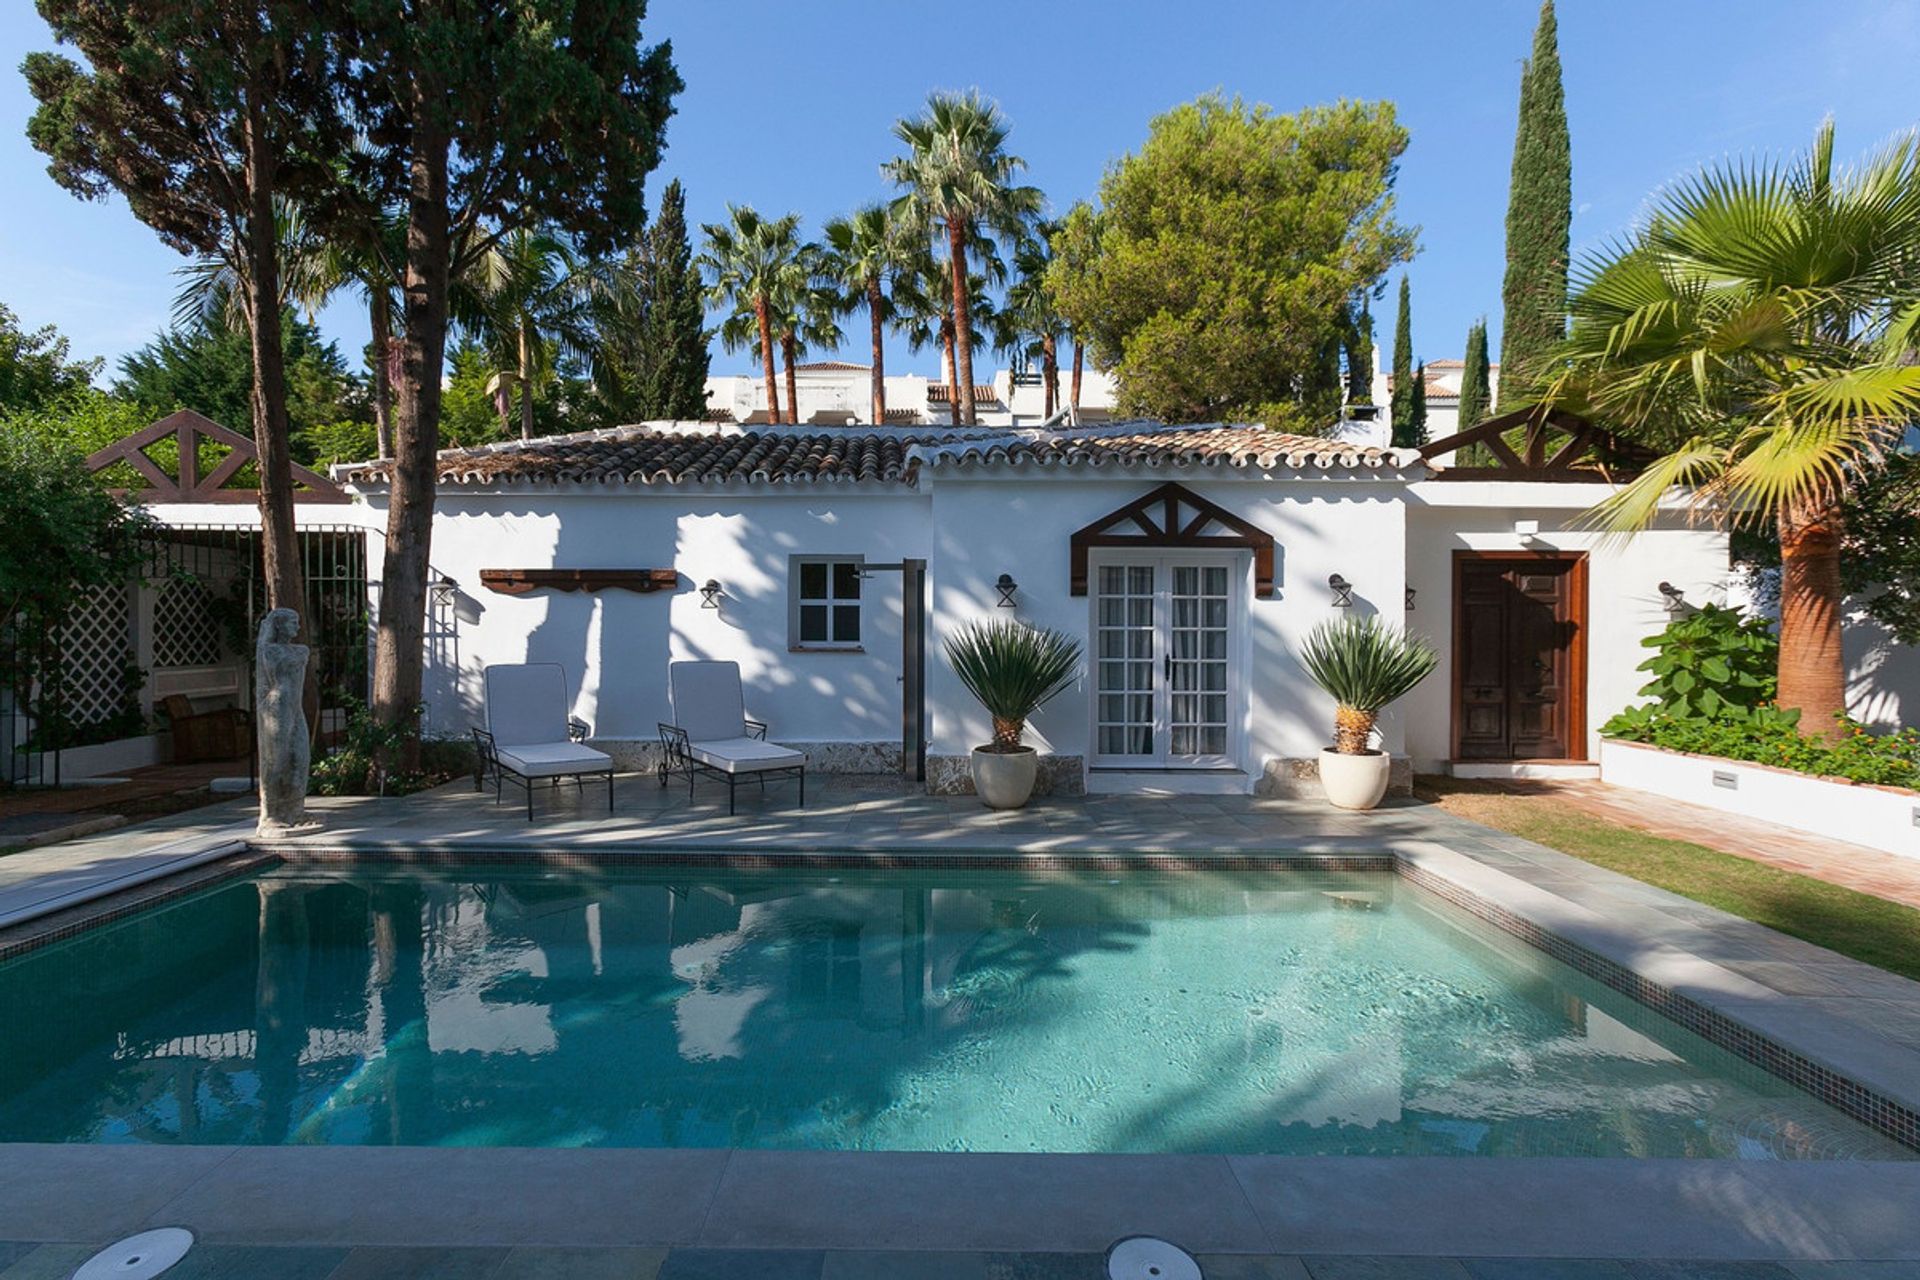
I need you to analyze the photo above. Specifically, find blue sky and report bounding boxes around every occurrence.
[3,1,1918,386]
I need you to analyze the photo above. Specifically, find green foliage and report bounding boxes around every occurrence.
[0,431,145,638]
[439,342,515,447]
[1389,275,1415,441]
[0,304,100,413]
[944,619,1083,751]
[2,392,157,462]
[600,179,711,421]
[21,661,147,752]
[309,700,477,797]
[115,309,365,458]
[1498,0,1571,405]
[1458,319,1491,429]
[1343,301,1374,406]
[1048,94,1416,427]
[1601,605,1786,731]
[1295,614,1439,714]
[296,420,381,468]
[1608,714,1920,791]
[1406,359,1428,446]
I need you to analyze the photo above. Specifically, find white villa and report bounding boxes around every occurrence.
[17,405,1908,795]
[703,361,1120,427]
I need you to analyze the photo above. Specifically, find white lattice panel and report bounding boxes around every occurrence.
[54,580,135,723]
[152,576,225,668]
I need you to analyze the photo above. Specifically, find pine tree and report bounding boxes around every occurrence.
[1343,300,1374,406]
[1498,0,1571,405]
[1407,360,1428,447]
[1457,319,1490,429]
[626,179,711,419]
[1389,275,1415,444]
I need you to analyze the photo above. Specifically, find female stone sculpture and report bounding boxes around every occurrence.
[255,607,317,835]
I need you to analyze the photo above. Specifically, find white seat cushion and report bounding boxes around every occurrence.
[496,741,614,779]
[689,737,806,775]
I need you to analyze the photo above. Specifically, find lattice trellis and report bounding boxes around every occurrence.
[152,576,226,668]
[52,580,136,724]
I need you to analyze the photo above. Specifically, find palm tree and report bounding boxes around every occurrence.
[1550,121,1920,735]
[821,206,916,424]
[894,246,999,426]
[764,243,843,425]
[995,224,1068,419]
[457,227,597,441]
[699,206,803,426]
[884,90,1042,425]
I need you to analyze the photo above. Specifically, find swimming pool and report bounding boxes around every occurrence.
[0,861,1906,1158]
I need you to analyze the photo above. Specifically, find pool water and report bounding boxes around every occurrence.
[0,863,1906,1158]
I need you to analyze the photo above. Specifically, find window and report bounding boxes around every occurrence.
[790,555,863,649]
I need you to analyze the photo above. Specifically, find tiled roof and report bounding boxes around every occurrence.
[335,425,949,488]
[915,423,1422,474]
[926,384,1001,404]
[334,422,1423,489]
[794,360,871,372]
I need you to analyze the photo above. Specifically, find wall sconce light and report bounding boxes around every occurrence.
[1328,573,1355,608]
[1514,518,1543,546]
[699,579,723,609]
[1404,585,1417,611]
[431,574,458,608]
[1657,581,1685,612]
[994,573,1019,608]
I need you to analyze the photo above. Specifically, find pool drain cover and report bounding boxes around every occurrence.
[74,1228,194,1280]
[1106,1235,1202,1280]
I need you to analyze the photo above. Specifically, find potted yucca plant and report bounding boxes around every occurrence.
[1295,614,1439,810]
[944,618,1083,808]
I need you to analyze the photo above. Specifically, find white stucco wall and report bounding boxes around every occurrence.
[1401,482,1733,770]
[359,488,932,743]
[1848,612,1917,732]
[924,474,1412,781]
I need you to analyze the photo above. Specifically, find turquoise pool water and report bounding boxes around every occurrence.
[0,862,1906,1158]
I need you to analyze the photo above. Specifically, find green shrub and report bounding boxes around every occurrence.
[1295,613,1439,754]
[1604,604,1782,728]
[1610,713,1920,790]
[309,700,476,797]
[944,619,1083,752]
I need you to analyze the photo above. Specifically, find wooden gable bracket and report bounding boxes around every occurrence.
[83,409,349,504]
[1416,405,1657,483]
[1069,481,1277,597]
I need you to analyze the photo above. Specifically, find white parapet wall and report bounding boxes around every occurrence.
[1598,738,1920,861]
[17,732,163,783]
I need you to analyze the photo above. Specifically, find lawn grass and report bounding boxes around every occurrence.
[1416,776,1920,983]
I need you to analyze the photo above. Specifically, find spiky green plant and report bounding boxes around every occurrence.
[1295,615,1439,754]
[945,619,1083,752]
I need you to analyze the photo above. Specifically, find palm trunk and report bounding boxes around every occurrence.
[942,324,960,426]
[946,219,977,425]
[1071,339,1084,411]
[370,290,393,460]
[372,97,452,774]
[782,331,800,425]
[867,276,887,425]
[1041,334,1058,419]
[991,716,1024,752]
[1332,705,1377,755]
[754,294,780,424]
[1776,501,1849,739]
[518,321,534,441]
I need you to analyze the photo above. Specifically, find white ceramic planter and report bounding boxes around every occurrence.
[971,746,1039,809]
[1599,739,1920,860]
[1318,747,1391,810]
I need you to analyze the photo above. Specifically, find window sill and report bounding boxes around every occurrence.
[790,645,866,654]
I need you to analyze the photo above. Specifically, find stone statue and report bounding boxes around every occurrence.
[255,608,319,836]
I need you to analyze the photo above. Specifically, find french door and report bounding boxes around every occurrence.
[1092,556,1237,767]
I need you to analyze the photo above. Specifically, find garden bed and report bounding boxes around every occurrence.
[1599,738,1919,860]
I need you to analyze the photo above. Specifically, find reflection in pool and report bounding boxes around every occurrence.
[0,862,1905,1158]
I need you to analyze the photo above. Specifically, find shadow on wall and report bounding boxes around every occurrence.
[1847,611,1917,732]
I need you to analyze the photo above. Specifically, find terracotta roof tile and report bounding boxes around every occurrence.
[926,384,1000,403]
[917,423,1422,474]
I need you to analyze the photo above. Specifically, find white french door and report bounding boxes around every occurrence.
[1092,555,1237,768]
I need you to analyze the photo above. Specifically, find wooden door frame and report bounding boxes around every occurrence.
[1449,550,1590,762]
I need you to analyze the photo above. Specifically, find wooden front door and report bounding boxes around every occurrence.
[1452,553,1587,761]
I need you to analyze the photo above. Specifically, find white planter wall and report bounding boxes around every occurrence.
[18,733,162,783]
[1599,739,1920,860]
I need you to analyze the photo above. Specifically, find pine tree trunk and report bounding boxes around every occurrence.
[868,276,887,425]
[371,103,452,773]
[1071,340,1083,411]
[754,294,780,424]
[947,219,977,425]
[370,290,393,460]
[782,331,800,425]
[1776,501,1849,739]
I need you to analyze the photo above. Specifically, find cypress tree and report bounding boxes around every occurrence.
[1407,360,1428,447]
[1343,300,1374,406]
[1458,319,1490,429]
[629,179,711,419]
[1389,275,1416,445]
[1498,0,1571,405]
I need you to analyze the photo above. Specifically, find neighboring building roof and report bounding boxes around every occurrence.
[926,384,1001,404]
[334,421,1425,491]
[793,361,871,372]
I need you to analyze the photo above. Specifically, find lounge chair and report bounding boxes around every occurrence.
[659,660,806,814]
[473,663,615,820]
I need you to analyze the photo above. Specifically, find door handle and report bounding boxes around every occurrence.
[1164,654,1172,680]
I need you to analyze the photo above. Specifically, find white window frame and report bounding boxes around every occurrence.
[789,554,865,651]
